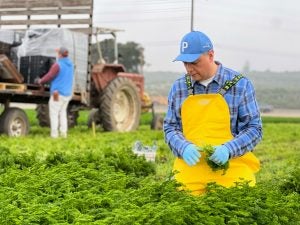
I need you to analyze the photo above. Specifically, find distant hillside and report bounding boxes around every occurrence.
[144,71,182,97]
[247,71,300,109]
[144,70,300,109]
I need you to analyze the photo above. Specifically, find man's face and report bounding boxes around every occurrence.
[183,50,214,81]
[55,50,62,59]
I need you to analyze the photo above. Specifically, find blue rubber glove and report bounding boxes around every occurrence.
[182,144,201,166]
[209,145,230,165]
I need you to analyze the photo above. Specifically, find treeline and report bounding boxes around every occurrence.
[91,39,145,73]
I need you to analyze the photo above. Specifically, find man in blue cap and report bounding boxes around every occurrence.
[163,31,262,194]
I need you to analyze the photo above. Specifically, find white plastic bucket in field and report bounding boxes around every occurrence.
[132,141,157,162]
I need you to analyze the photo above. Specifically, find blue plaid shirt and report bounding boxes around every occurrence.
[163,62,263,158]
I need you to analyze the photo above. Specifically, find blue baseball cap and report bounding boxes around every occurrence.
[174,31,213,62]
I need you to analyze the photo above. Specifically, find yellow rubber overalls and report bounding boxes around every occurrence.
[173,76,260,195]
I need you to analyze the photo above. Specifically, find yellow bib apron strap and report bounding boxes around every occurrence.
[173,94,260,195]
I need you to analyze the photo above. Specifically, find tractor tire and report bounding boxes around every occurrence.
[36,104,79,128]
[87,108,101,128]
[151,113,164,130]
[36,104,49,127]
[0,107,29,136]
[68,106,79,128]
[99,77,141,131]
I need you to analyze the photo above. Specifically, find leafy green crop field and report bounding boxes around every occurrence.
[0,111,299,224]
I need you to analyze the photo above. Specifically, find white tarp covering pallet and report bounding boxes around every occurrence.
[0,30,23,45]
[17,28,89,94]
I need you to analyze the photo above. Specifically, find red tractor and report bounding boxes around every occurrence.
[0,0,155,136]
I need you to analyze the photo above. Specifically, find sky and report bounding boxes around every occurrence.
[93,0,300,73]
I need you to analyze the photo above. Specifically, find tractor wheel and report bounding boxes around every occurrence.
[36,104,49,127]
[151,113,164,130]
[36,104,79,128]
[68,105,79,127]
[99,77,141,131]
[87,108,101,128]
[0,107,29,136]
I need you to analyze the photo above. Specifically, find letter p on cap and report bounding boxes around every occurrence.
[181,42,188,52]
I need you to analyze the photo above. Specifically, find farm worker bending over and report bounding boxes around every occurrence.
[163,31,263,195]
[36,47,74,138]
